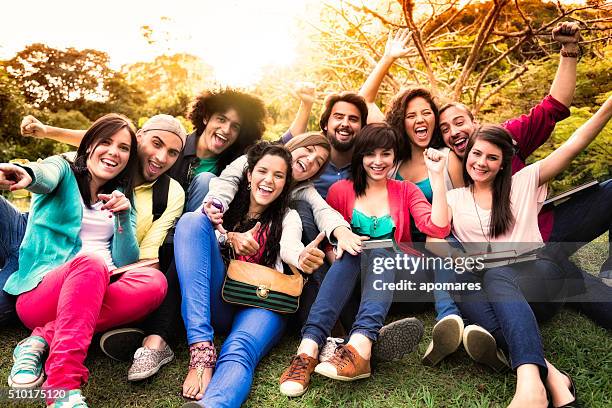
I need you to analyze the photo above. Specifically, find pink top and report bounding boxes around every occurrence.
[327,179,451,247]
[502,94,569,241]
[447,162,547,255]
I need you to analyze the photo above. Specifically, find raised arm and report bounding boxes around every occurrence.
[539,95,612,185]
[21,115,86,147]
[424,148,449,229]
[549,22,580,108]
[287,83,315,138]
[359,29,412,124]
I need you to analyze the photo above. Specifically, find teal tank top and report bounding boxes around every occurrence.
[351,209,395,239]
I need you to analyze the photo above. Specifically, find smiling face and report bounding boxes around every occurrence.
[465,139,503,186]
[86,128,132,186]
[403,96,436,149]
[201,108,242,157]
[137,129,183,182]
[247,153,289,212]
[362,147,395,183]
[325,101,362,152]
[290,145,329,181]
[439,105,477,158]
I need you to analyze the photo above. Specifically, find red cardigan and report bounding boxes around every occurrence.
[326,179,451,246]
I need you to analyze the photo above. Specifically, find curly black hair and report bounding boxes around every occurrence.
[222,141,294,268]
[189,88,266,173]
[384,87,443,161]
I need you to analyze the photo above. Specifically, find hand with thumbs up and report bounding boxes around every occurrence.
[228,222,261,256]
[298,231,326,274]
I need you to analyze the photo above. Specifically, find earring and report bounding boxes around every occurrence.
[247,183,251,191]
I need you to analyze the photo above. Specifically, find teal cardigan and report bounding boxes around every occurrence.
[3,155,139,296]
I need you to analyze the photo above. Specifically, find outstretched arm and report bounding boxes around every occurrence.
[287,83,316,138]
[358,29,412,124]
[21,115,86,147]
[549,22,580,108]
[539,96,612,185]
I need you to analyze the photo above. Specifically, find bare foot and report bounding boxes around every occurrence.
[183,341,216,400]
[508,382,547,408]
[182,365,213,400]
[547,371,575,407]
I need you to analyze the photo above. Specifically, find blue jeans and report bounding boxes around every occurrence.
[186,172,216,213]
[456,259,565,377]
[174,212,286,408]
[302,249,433,347]
[0,197,28,323]
[549,178,612,328]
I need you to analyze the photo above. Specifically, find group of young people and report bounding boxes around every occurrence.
[0,21,609,408]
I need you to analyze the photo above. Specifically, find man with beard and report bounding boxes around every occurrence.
[312,92,368,198]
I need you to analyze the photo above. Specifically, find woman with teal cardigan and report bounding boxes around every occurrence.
[0,114,168,408]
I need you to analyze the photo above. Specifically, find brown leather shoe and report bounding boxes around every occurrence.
[279,354,318,397]
[314,344,371,381]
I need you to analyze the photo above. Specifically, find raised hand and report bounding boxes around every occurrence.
[294,82,316,106]
[99,190,131,214]
[424,148,447,175]
[552,22,581,46]
[202,199,227,234]
[384,28,412,60]
[333,226,369,259]
[20,116,47,139]
[0,163,32,191]
[229,222,261,257]
[298,231,326,274]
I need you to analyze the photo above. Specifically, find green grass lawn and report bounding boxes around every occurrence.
[1,239,610,407]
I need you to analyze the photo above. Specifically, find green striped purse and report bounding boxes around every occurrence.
[222,259,304,314]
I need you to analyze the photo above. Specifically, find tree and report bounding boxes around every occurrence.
[308,0,610,114]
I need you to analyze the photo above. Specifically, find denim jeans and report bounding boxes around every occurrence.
[549,178,612,328]
[549,178,611,273]
[293,200,331,327]
[186,172,216,213]
[0,197,28,323]
[302,248,433,347]
[456,259,565,377]
[174,211,286,408]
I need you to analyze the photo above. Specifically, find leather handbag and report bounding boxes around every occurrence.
[222,259,305,314]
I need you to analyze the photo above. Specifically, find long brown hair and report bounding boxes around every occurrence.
[222,142,294,268]
[69,113,138,208]
[462,125,515,238]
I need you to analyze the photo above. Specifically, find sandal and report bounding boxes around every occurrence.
[186,343,217,399]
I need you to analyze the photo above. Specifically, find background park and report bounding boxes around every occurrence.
[0,0,610,406]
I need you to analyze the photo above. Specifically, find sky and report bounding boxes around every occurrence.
[0,0,585,86]
[0,0,316,86]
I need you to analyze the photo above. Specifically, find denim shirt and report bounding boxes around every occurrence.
[313,161,351,199]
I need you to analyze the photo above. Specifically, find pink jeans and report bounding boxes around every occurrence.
[16,254,167,392]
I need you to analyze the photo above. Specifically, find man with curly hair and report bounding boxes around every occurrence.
[168,88,267,212]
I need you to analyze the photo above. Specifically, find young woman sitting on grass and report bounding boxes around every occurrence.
[279,123,450,397]
[0,114,168,408]
[175,142,326,408]
[447,95,612,408]
[202,131,365,325]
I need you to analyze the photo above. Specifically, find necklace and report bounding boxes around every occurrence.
[471,188,492,253]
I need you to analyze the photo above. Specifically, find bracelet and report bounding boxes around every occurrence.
[560,49,579,58]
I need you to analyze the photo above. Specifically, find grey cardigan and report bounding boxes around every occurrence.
[204,154,350,240]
